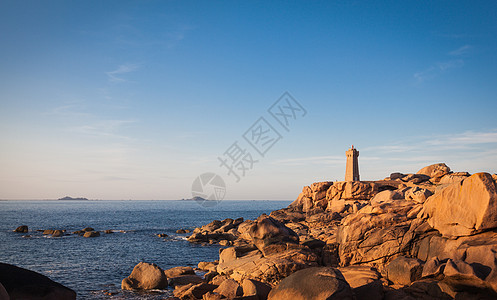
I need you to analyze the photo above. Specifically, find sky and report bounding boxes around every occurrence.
[1,1,496,200]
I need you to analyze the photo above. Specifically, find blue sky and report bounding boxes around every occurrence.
[1,1,496,200]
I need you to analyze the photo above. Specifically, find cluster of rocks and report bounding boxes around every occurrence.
[156,229,191,239]
[13,226,115,238]
[131,162,497,300]
[121,261,272,300]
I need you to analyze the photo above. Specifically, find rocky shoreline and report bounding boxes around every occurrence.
[3,163,497,299]
[120,163,497,299]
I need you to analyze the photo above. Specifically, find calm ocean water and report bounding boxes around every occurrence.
[0,200,290,299]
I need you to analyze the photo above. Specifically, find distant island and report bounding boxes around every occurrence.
[58,196,88,201]
[180,196,207,201]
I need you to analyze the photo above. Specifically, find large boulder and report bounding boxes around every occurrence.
[121,262,168,290]
[422,172,497,238]
[247,215,299,256]
[417,163,451,179]
[242,278,272,299]
[173,282,217,299]
[339,265,383,300]
[385,256,423,285]
[0,263,76,300]
[163,266,195,278]
[267,267,354,300]
[212,279,243,298]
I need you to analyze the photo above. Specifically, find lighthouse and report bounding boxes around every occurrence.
[345,145,360,181]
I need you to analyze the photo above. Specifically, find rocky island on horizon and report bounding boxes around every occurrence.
[57,196,89,201]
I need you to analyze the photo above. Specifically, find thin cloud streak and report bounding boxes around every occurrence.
[449,45,472,56]
[365,129,497,165]
[68,119,137,140]
[426,130,497,146]
[106,64,139,82]
[414,59,464,82]
[414,45,471,83]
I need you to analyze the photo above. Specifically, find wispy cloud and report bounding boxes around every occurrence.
[437,33,469,39]
[449,45,472,56]
[414,45,472,83]
[426,130,497,146]
[45,101,92,118]
[357,129,497,178]
[69,119,137,140]
[363,145,417,153]
[414,59,464,82]
[367,129,497,153]
[106,64,139,83]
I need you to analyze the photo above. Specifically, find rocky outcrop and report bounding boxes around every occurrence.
[14,225,28,233]
[422,172,497,238]
[336,190,422,268]
[267,267,354,300]
[216,245,319,285]
[83,231,100,238]
[169,162,497,299]
[417,163,451,180]
[385,256,423,285]
[187,218,244,244]
[439,172,470,184]
[0,263,76,300]
[327,181,378,201]
[121,262,168,290]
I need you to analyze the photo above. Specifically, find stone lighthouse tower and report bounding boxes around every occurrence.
[345,145,360,181]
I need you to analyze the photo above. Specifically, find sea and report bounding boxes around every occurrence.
[0,200,291,299]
